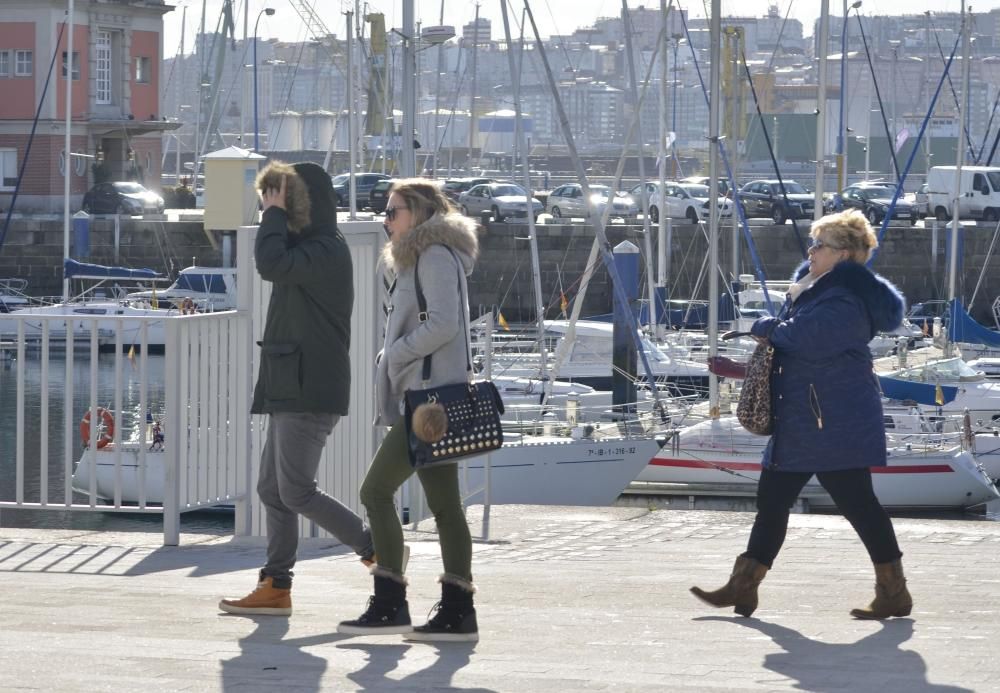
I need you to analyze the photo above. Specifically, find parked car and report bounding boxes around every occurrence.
[442,177,494,202]
[628,181,732,223]
[737,179,815,224]
[331,172,392,208]
[838,183,918,226]
[679,176,733,199]
[458,182,543,222]
[81,182,164,215]
[915,182,930,218]
[545,183,638,220]
[368,178,395,214]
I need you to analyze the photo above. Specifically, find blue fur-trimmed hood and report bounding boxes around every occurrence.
[791,259,905,333]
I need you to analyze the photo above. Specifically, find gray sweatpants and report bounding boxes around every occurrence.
[257,412,373,586]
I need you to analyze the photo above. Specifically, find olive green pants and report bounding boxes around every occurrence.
[359,421,472,581]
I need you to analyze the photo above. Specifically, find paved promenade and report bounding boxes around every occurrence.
[1,505,997,692]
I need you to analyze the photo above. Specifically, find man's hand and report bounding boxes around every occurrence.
[261,174,287,213]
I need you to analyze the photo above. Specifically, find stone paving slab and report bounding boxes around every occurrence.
[1,506,997,692]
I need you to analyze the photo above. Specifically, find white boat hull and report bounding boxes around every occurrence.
[637,418,998,510]
[72,444,166,504]
[74,436,661,508]
[460,436,661,506]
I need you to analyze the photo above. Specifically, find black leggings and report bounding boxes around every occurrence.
[746,467,903,568]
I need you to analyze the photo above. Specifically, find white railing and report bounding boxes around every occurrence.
[0,310,251,545]
[1,220,390,546]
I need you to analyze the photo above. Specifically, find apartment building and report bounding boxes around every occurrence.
[0,0,175,212]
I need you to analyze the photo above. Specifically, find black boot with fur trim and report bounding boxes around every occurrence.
[406,575,479,643]
[337,568,412,635]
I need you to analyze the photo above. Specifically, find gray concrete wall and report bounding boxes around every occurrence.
[3,217,998,326]
[0,217,222,296]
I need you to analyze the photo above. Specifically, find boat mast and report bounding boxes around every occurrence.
[657,0,669,342]
[467,3,480,173]
[346,11,357,218]
[946,1,970,357]
[498,0,549,399]
[707,0,721,416]
[814,0,830,220]
[620,0,656,341]
[400,0,416,177]
[63,0,74,303]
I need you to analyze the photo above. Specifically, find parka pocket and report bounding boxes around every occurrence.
[260,342,303,401]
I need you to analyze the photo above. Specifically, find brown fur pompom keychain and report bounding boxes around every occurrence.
[411,401,448,443]
[255,161,311,232]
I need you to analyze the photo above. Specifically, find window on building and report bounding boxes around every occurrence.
[0,50,10,77]
[62,51,80,80]
[134,56,151,83]
[96,31,112,104]
[15,50,33,77]
[0,148,18,189]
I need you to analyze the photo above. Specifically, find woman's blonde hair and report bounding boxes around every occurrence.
[810,209,879,263]
[388,178,456,228]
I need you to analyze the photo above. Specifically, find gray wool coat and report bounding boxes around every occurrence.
[375,212,480,426]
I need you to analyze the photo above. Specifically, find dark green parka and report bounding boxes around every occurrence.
[250,162,352,415]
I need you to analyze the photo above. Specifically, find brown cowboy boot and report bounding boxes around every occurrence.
[690,554,769,617]
[850,559,913,619]
[218,574,292,616]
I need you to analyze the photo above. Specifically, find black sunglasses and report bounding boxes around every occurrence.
[385,206,404,222]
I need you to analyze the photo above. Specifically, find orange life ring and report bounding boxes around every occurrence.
[80,407,114,449]
[180,297,196,315]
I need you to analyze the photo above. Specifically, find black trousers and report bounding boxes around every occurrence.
[745,467,903,568]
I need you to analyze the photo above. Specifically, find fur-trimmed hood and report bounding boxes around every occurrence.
[791,259,905,333]
[382,212,479,275]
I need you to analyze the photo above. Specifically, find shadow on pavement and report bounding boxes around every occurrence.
[337,642,497,692]
[123,542,356,577]
[696,616,972,693]
[219,617,344,692]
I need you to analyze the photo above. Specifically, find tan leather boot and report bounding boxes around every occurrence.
[219,576,292,616]
[690,555,769,617]
[850,559,913,619]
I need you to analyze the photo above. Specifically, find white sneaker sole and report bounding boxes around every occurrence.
[336,623,414,635]
[404,631,479,643]
[218,601,292,616]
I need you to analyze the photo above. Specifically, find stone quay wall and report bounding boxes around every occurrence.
[2,217,997,325]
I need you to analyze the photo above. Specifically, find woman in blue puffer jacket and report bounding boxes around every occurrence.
[691,209,913,620]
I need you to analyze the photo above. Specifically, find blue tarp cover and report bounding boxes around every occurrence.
[878,375,959,406]
[63,259,161,280]
[947,298,1000,348]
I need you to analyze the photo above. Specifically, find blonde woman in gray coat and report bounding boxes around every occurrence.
[338,179,481,642]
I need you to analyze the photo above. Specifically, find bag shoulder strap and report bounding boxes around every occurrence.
[414,245,472,382]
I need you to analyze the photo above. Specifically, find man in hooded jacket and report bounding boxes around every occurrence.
[219,162,373,616]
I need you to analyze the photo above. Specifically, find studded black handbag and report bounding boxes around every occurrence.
[402,247,505,468]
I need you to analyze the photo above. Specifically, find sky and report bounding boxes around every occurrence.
[162,0,973,58]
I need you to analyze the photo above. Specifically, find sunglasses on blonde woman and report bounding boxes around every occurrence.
[810,239,842,252]
[385,206,404,222]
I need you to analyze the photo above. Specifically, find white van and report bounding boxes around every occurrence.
[925,165,1000,222]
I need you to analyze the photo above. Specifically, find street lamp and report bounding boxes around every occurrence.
[837,0,862,191]
[253,7,275,152]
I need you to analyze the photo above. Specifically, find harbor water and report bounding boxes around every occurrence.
[0,352,232,534]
